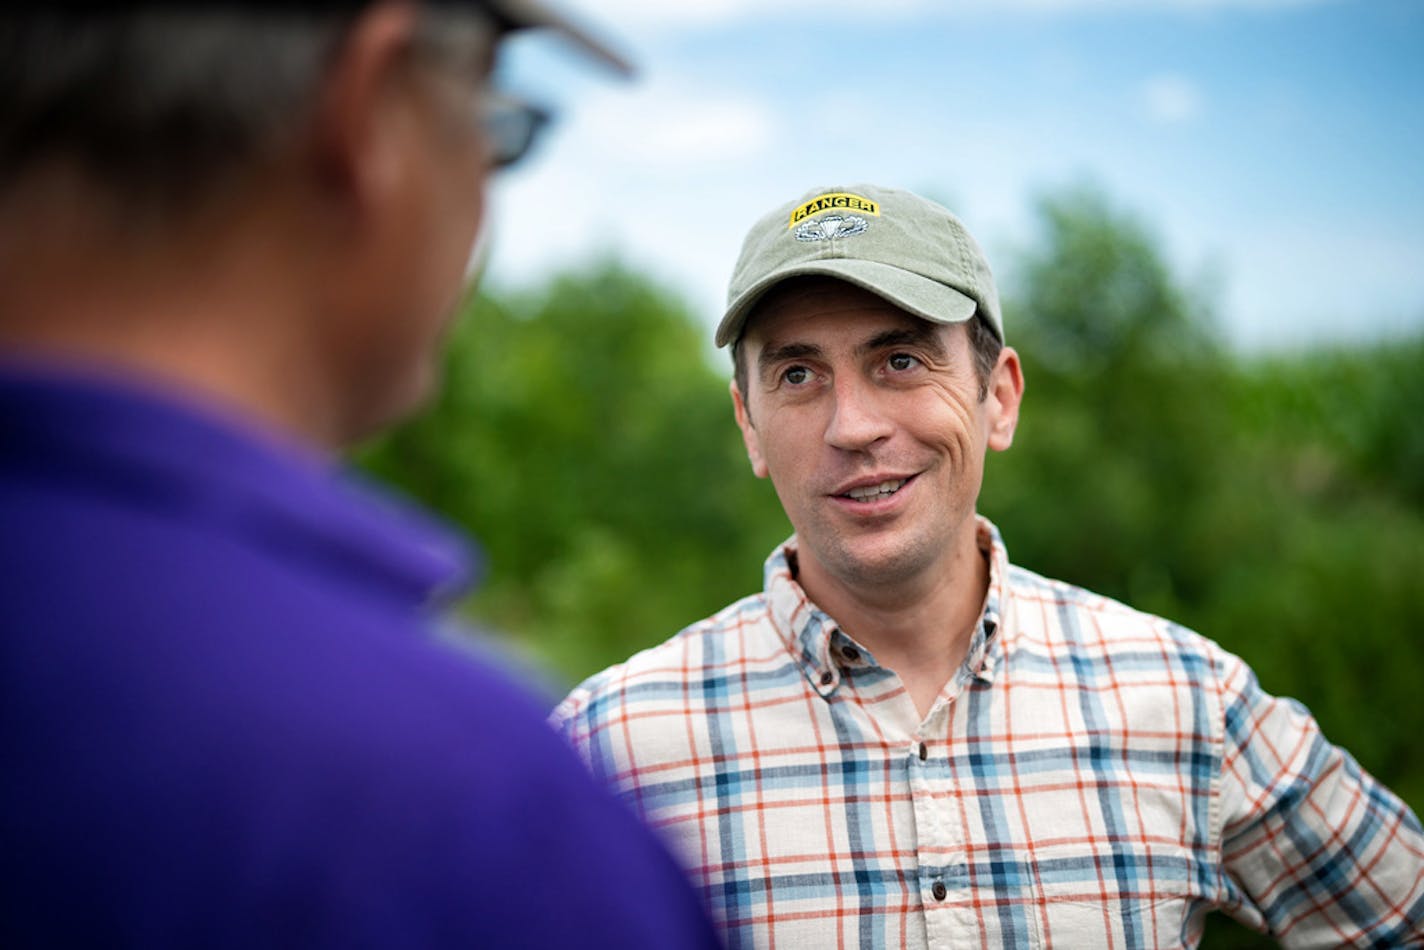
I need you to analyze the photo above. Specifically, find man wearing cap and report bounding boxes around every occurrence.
[554,184,1424,947]
[0,5,722,947]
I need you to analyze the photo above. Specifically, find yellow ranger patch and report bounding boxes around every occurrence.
[788,192,881,228]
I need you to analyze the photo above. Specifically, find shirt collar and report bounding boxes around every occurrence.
[974,516,1012,685]
[0,362,476,610]
[762,515,1014,695]
[763,544,838,694]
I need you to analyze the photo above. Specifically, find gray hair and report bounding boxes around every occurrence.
[0,8,493,220]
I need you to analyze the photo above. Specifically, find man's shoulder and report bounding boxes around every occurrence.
[0,419,564,793]
[553,591,773,727]
[1002,561,1228,672]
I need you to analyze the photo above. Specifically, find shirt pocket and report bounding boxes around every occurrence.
[1025,844,1196,950]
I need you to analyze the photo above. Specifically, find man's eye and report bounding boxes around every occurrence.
[887,353,921,371]
[783,366,812,386]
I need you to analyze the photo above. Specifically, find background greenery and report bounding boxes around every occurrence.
[358,185,1422,947]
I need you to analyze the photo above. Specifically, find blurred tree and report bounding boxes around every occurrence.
[983,185,1232,615]
[359,264,789,680]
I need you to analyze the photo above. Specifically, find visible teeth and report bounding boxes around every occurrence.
[845,479,906,501]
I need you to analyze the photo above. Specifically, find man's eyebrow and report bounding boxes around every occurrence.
[757,341,823,381]
[859,325,947,358]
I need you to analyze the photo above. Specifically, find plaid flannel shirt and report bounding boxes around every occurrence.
[554,518,1424,949]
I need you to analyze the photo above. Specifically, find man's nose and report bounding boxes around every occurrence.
[824,374,894,452]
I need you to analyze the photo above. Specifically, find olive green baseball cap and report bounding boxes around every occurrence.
[716,183,1003,348]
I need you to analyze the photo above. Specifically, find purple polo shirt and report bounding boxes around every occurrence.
[0,364,720,948]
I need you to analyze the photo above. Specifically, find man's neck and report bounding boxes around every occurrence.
[796,526,990,721]
[0,182,346,449]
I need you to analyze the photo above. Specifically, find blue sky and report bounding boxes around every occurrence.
[487,0,1423,353]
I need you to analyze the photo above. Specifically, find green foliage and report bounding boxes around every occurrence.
[359,189,1420,948]
[358,265,790,679]
[985,186,1232,615]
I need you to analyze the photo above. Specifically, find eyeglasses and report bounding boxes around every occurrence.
[481,92,552,170]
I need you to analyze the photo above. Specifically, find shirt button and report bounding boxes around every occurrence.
[842,646,860,662]
[932,881,947,901]
[918,742,928,761]
[819,671,833,686]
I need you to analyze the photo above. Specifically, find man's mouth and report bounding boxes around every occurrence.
[838,478,908,502]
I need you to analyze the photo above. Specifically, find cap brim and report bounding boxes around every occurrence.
[487,0,633,77]
[716,259,979,348]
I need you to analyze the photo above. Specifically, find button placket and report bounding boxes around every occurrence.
[913,708,964,947]
[909,733,950,933]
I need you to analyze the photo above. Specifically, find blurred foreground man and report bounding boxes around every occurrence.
[555,184,1424,948]
[0,4,721,947]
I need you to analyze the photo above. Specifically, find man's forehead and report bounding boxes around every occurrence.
[744,277,944,348]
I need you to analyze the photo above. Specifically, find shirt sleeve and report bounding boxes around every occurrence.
[551,685,591,749]
[1214,649,1424,946]
[551,676,621,783]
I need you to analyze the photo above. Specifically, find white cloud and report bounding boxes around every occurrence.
[481,93,780,326]
[561,0,769,29]
[610,98,773,164]
[557,0,1332,35]
[1140,74,1203,124]
[559,85,777,166]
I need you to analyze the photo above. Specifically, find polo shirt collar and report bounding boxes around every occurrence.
[0,361,476,611]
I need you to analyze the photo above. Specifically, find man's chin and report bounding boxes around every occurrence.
[820,536,936,589]
[346,361,442,448]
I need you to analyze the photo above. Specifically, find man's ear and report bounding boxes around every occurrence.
[304,1,422,213]
[986,345,1024,452]
[730,379,769,479]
